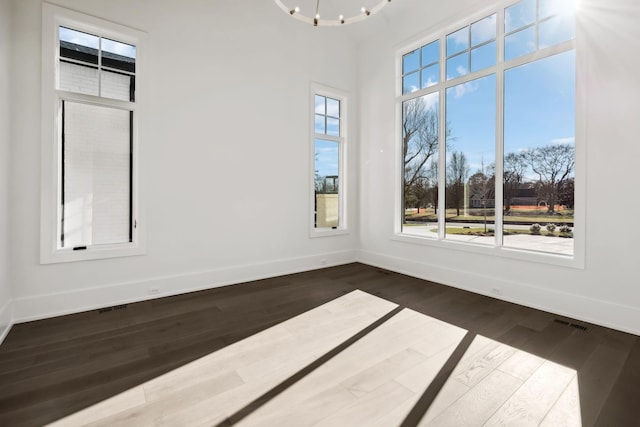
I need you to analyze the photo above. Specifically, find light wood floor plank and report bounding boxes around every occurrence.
[426,369,523,427]
[484,360,577,426]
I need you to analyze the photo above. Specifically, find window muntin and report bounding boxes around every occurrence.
[399,0,576,258]
[313,91,345,233]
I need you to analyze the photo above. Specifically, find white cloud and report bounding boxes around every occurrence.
[551,136,575,144]
[454,80,479,99]
[471,14,496,44]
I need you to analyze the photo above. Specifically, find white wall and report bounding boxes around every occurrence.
[6,0,640,336]
[0,0,13,342]
[9,0,360,321]
[358,0,640,334]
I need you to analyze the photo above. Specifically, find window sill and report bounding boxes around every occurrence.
[392,232,584,269]
[310,228,350,239]
[40,243,145,264]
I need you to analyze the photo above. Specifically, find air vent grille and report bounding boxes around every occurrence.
[98,304,128,314]
[554,318,588,331]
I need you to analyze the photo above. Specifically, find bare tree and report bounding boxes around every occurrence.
[426,159,439,214]
[447,151,469,216]
[525,144,575,213]
[402,97,453,222]
[403,97,439,198]
[503,152,527,214]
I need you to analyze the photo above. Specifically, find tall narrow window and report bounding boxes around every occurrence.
[398,0,577,260]
[41,4,145,263]
[312,86,347,235]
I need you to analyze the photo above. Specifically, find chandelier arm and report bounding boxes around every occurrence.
[273,0,391,27]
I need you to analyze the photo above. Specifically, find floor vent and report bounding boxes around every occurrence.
[570,323,588,331]
[98,304,128,314]
[554,318,588,331]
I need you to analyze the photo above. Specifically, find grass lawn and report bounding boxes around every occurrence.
[424,227,573,238]
[405,208,574,224]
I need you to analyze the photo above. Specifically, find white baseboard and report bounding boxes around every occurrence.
[12,250,358,323]
[358,249,640,336]
[0,300,12,345]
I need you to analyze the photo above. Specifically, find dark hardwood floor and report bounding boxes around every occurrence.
[0,263,637,426]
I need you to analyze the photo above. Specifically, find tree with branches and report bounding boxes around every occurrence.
[503,152,528,214]
[402,97,451,221]
[525,144,575,213]
[447,151,469,216]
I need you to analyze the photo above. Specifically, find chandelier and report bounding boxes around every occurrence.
[274,0,392,27]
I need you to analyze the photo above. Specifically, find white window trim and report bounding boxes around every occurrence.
[393,0,585,269]
[40,3,147,264]
[310,83,349,238]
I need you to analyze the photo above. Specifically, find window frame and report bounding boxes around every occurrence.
[40,3,147,264]
[310,83,348,238]
[394,0,585,269]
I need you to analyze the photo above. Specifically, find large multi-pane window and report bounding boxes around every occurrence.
[400,0,576,257]
[41,4,145,263]
[312,86,346,234]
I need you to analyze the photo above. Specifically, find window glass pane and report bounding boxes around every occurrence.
[326,117,340,137]
[62,101,131,248]
[402,92,439,237]
[503,51,575,255]
[539,14,575,48]
[446,53,469,80]
[59,27,99,64]
[505,0,536,33]
[59,61,99,96]
[315,114,325,134]
[421,40,439,66]
[326,97,340,118]
[102,38,136,74]
[471,42,496,72]
[421,64,439,89]
[471,14,496,47]
[315,95,326,114]
[447,27,469,57]
[403,71,420,94]
[445,75,496,244]
[101,69,135,102]
[102,38,136,59]
[315,139,340,228]
[403,49,420,74]
[505,26,536,61]
[539,0,577,20]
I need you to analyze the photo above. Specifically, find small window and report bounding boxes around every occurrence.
[311,86,347,236]
[402,40,441,94]
[446,14,497,80]
[41,4,146,263]
[505,0,576,60]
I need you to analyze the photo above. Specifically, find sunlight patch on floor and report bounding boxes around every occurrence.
[47,290,581,426]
